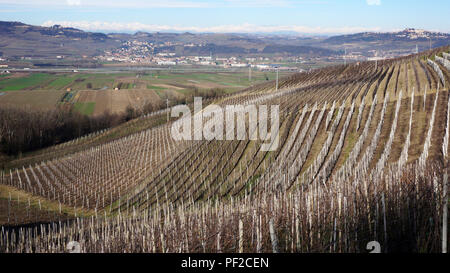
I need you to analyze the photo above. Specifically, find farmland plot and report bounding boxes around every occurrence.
[74,89,161,115]
[0,90,65,110]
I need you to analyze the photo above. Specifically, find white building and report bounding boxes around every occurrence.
[256,64,270,70]
[157,61,177,66]
[231,63,248,67]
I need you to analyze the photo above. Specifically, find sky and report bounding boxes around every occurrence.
[0,0,449,35]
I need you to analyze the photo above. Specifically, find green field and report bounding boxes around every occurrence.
[0,73,53,91]
[147,85,166,90]
[74,102,96,115]
[0,70,293,92]
[47,76,76,89]
[0,70,294,114]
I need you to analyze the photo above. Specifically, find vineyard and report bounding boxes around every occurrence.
[0,46,450,253]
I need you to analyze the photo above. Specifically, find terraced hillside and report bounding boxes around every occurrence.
[1,46,450,253]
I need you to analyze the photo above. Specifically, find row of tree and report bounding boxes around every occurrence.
[0,87,227,157]
[0,105,126,156]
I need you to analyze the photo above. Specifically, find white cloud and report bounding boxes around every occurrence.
[66,0,81,6]
[0,0,206,8]
[366,0,381,6]
[42,20,387,35]
[0,0,300,8]
[0,0,328,8]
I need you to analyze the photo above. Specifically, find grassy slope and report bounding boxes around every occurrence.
[74,101,96,115]
[0,185,92,226]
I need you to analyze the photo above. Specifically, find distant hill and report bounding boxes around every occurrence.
[0,21,120,59]
[0,21,449,61]
[262,45,335,55]
[108,31,336,57]
[0,21,338,59]
[321,28,450,55]
[324,28,450,44]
